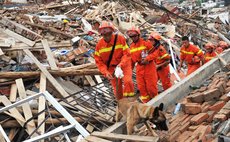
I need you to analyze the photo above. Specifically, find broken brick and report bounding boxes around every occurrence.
[181,115,193,126]
[213,114,227,122]
[215,81,226,94]
[219,108,230,117]
[188,125,199,132]
[190,113,209,125]
[202,105,211,113]
[169,131,181,142]
[179,121,190,133]
[223,101,230,110]
[187,93,204,103]
[209,101,225,112]
[180,99,190,112]
[207,111,217,123]
[225,87,230,93]
[219,95,230,102]
[198,125,212,141]
[203,89,222,102]
[184,103,201,115]
[227,80,230,87]
[176,131,192,142]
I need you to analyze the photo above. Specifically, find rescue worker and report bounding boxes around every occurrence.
[127,26,158,103]
[94,21,134,100]
[149,32,172,90]
[216,41,229,53]
[204,42,217,63]
[178,36,204,76]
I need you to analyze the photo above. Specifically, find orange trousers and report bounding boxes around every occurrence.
[108,60,135,100]
[187,64,200,76]
[157,65,172,90]
[136,62,158,103]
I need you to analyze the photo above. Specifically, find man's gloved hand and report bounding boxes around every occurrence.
[105,72,113,80]
[114,66,124,78]
[141,59,149,65]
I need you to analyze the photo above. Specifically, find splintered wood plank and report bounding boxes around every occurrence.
[15,78,37,137]
[57,79,82,94]
[0,96,27,128]
[3,29,35,46]
[9,84,17,102]
[41,39,58,70]
[85,136,112,142]
[86,124,94,133]
[37,73,46,138]
[85,75,96,86]
[23,49,73,103]
[91,132,159,142]
[0,133,6,142]
[0,48,4,56]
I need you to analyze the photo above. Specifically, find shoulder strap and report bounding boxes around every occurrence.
[107,34,118,68]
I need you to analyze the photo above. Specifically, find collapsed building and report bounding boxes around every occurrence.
[0,0,229,141]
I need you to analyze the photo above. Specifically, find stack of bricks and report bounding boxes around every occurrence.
[65,46,89,62]
[168,72,230,142]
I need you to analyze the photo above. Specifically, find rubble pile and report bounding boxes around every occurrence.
[0,0,229,141]
[168,71,230,142]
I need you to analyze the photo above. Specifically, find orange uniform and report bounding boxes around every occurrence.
[204,52,217,63]
[153,45,172,90]
[94,34,134,100]
[130,38,158,103]
[180,44,204,75]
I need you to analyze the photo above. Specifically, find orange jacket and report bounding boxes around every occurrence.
[153,45,171,65]
[94,34,130,76]
[204,52,217,63]
[180,44,204,64]
[130,38,156,65]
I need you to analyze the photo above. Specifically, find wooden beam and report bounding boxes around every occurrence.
[0,48,4,56]
[85,75,96,86]
[15,78,37,137]
[103,122,126,134]
[85,136,112,142]
[2,40,71,51]
[9,84,17,102]
[41,39,58,70]
[37,73,46,138]
[0,96,27,129]
[91,132,159,142]
[23,49,73,103]
[0,43,11,48]
[3,29,35,46]
[0,69,100,79]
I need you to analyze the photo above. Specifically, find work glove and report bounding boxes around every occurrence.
[114,66,124,79]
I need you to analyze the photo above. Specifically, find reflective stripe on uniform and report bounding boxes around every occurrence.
[197,49,202,54]
[140,95,149,100]
[123,92,135,97]
[130,46,146,53]
[205,56,214,60]
[95,44,127,56]
[181,50,194,55]
[94,51,100,56]
[159,53,169,60]
[123,44,129,50]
